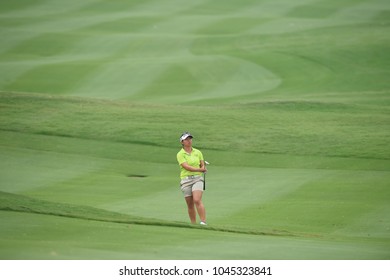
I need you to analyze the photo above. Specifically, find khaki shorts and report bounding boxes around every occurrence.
[180,175,204,197]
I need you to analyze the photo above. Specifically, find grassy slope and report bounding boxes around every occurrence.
[0,93,389,259]
[0,0,390,259]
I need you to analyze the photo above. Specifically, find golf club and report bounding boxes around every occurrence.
[204,161,210,190]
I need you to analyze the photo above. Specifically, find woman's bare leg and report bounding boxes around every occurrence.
[185,196,196,224]
[192,191,206,223]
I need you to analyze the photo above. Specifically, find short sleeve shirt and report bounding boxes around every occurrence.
[177,148,204,179]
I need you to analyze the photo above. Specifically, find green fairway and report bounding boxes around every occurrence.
[0,0,389,260]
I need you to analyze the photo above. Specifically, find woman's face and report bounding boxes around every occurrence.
[182,137,192,146]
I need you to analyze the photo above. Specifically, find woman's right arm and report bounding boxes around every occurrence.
[181,162,207,173]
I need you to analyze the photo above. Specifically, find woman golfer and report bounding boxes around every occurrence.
[177,132,207,225]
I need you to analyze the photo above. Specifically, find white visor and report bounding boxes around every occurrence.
[180,133,193,142]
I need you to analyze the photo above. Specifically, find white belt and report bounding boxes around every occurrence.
[184,175,201,179]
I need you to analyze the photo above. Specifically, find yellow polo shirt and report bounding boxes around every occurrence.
[176,147,204,179]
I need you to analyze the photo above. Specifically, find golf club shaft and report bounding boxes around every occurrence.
[203,160,209,191]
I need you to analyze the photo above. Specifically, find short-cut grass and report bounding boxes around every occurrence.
[0,0,389,259]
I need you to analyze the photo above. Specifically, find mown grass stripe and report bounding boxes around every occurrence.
[0,191,315,238]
